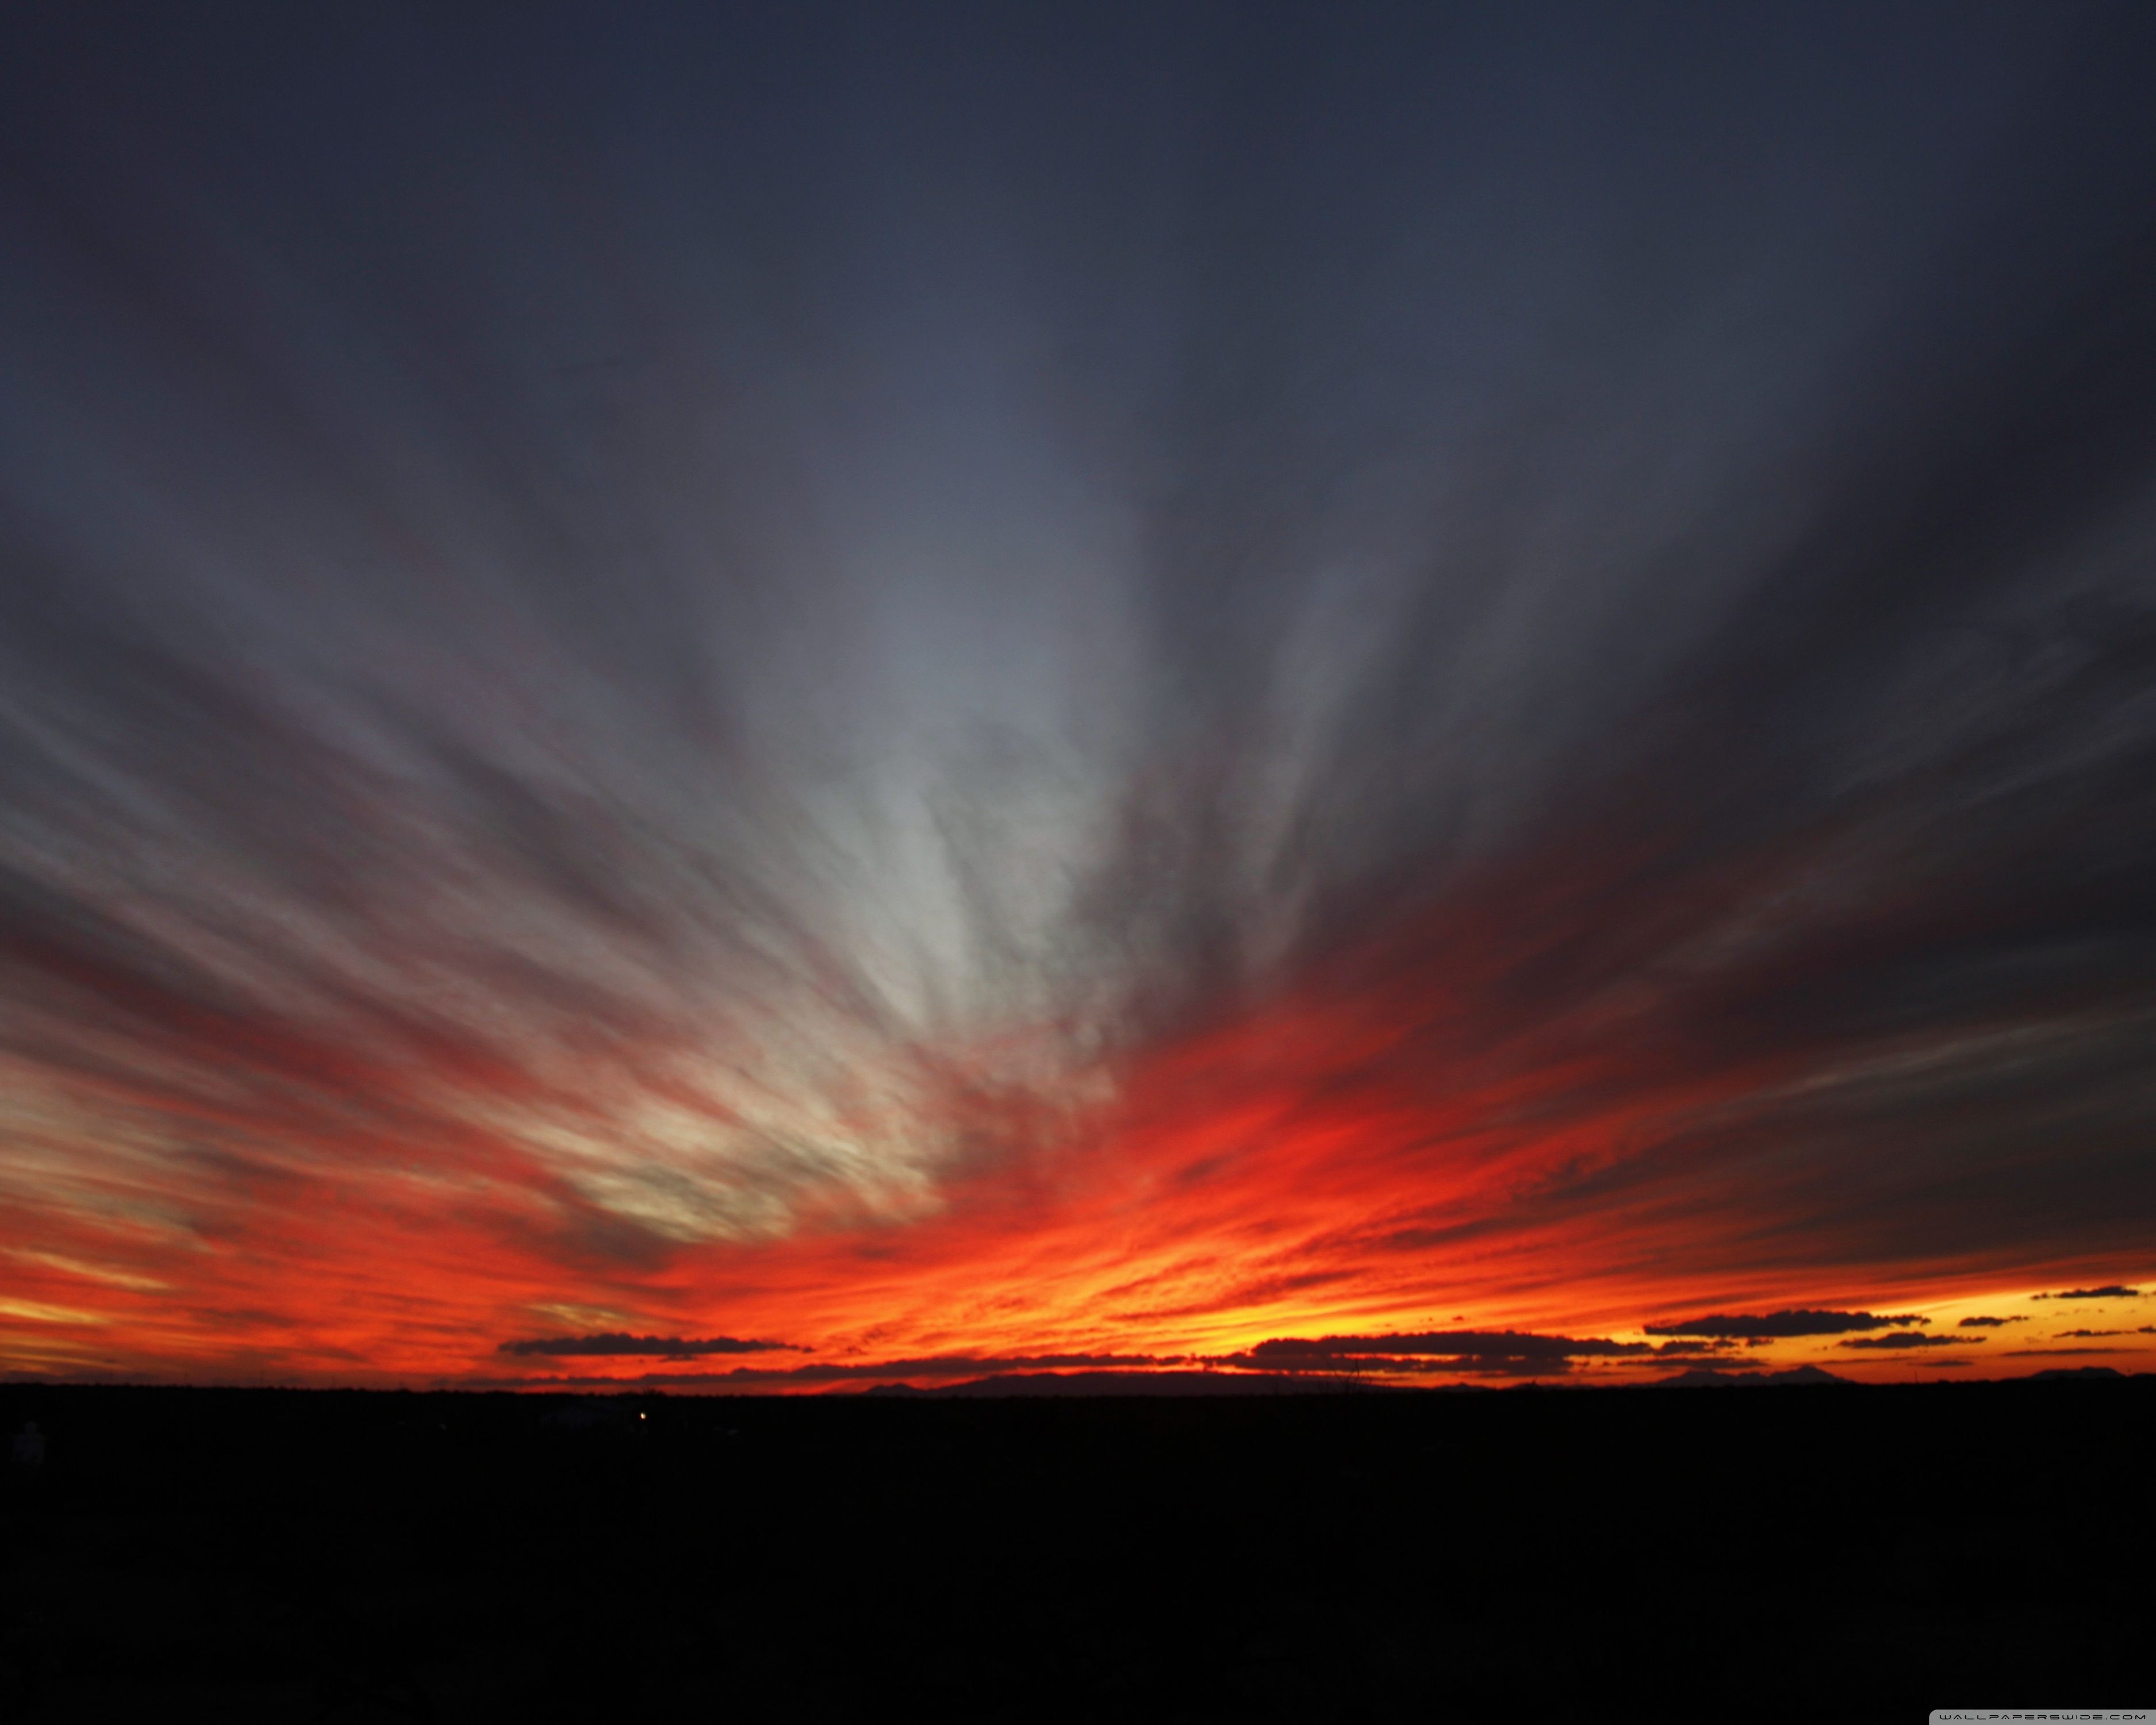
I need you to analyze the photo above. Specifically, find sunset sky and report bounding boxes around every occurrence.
[2,3,2153,1390]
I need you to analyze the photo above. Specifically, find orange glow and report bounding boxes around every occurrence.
[5,860,2149,1390]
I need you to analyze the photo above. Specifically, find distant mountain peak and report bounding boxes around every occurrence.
[1651,1364,1854,1388]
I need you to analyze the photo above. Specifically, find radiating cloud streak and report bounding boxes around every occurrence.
[1,4,2154,1384]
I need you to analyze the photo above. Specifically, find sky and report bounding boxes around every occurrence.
[2,2,2154,1390]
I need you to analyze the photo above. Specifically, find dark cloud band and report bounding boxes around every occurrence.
[498,1334,808,1358]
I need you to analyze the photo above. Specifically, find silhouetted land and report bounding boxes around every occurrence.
[1,1377,2149,1721]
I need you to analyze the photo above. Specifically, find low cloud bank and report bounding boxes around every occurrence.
[1646,1311,1926,1340]
[499,1333,810,1358]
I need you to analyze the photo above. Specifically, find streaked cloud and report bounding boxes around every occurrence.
[0,5,2151,1385]
[498,1333,807,1358]
[1645,1312,1929,1340]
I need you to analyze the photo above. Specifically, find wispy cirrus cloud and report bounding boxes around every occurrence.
[0,6,2153,1386]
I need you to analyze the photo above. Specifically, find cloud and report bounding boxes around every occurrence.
[2002,1347,2132,1358]
[0,1297,105,1327]
[2,6,2156,1385]
[1223,1332,1655,1377]
[2053,1329,2126,1339]
[870,1371,1378,1398]
[1836,1332,1984,1350]
[467,1352,1191,1389]
[1646,1312,1928,1340]
[1957,1316,2025,1328]
[497,1333,809,1358]
[2045,1286,2142,1300]
[473,1337,1713,1390]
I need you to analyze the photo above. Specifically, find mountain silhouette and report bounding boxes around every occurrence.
[1651,1364,1854,1388]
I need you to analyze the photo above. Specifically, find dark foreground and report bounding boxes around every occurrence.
[1,1377,2149,1722]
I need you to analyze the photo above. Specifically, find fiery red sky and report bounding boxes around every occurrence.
[3,6,2154,1389]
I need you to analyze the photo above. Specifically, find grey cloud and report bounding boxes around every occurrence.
[1646,1312,1927,1340]
[483,1334,1667,1388]
[473,1352,1188,1389]
[1229,1332,1655,1377]
[2002,1350,2131,1359]
[1836,1333,1984,1350]
[498,1333,808,1358]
